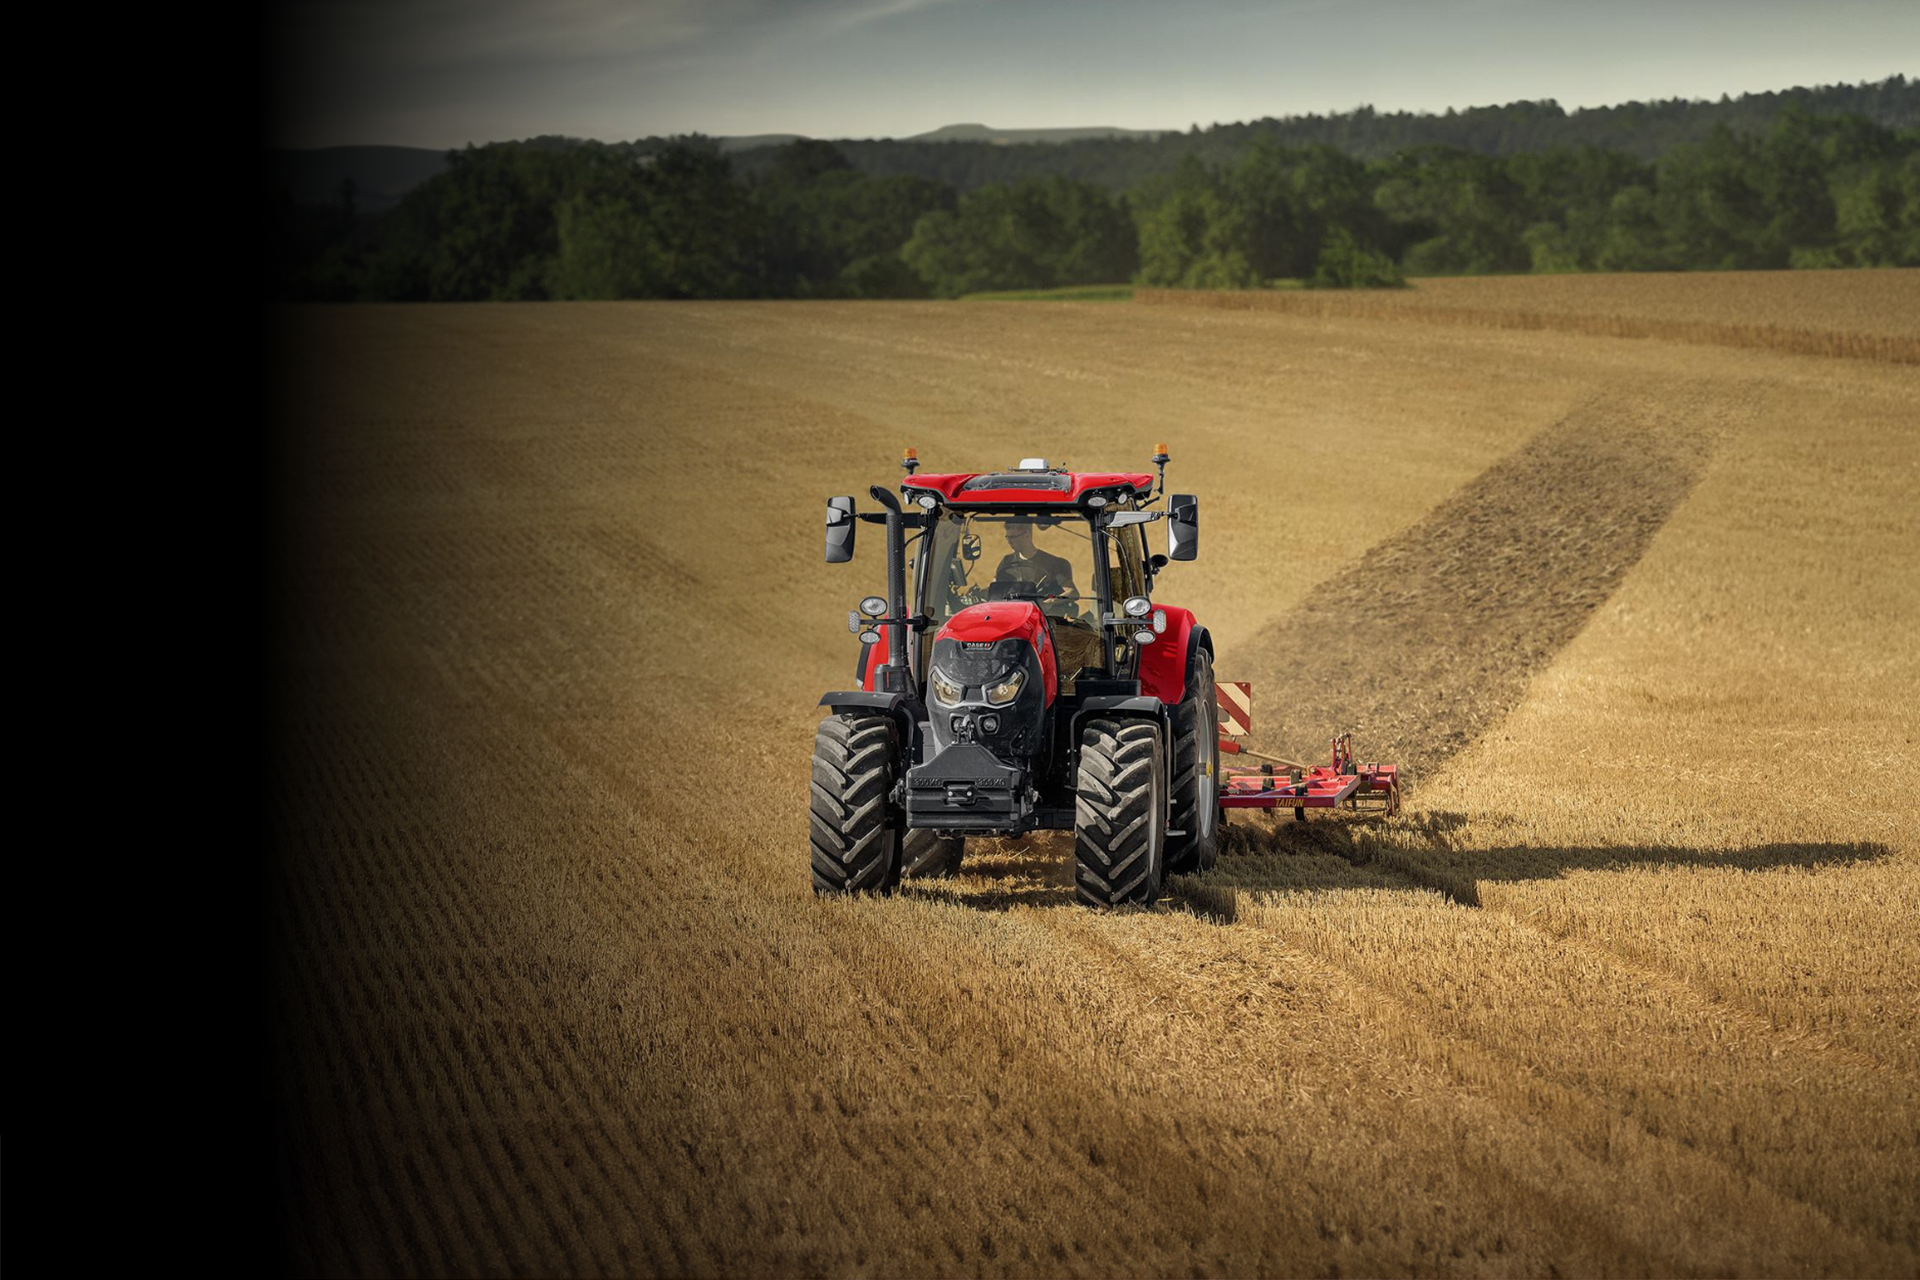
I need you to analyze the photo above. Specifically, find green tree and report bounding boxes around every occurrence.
[1307,226,1406,287]
[1654,126,1774,269]
[755,141,953,295]
[1593,185,1670,271]
[413,143,576,299]
[1375,147,1529,275]
[1757,110,1840,262]
[1133,156,1255,287]
[548,194,656,297]
[1231,140,1306,279]
[901,178,1135,296]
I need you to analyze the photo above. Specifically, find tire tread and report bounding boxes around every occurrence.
[1074,719,1165,908]
[810,714,902,895]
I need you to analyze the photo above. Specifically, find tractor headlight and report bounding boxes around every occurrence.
[929,666,963,704]
[859,596,887,617]
[1123,595,1151,617]
[985,670,1026,705]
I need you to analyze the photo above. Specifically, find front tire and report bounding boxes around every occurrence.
[810,714,903,895]
[1165,647,1223,875]
[1074,718,1166,908]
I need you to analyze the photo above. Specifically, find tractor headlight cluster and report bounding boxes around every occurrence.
[929,666,964,704]
[984,670,1026,706]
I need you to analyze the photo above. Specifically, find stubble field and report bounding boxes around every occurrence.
[267,271,1920,1276]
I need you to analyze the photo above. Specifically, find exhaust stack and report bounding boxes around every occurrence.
[867,485,911,694]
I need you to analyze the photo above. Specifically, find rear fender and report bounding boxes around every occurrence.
[1135,607,1210,705]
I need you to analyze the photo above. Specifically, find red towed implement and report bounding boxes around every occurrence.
[1215,680,1400,819]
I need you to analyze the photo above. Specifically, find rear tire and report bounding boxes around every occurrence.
[902,829,965,879]
[1166,647,1223,875]
[1074,718,1166,908]
[810,714,903,895]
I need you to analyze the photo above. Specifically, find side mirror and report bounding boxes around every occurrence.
[825,496,856,563]
[1168,494,1198,561]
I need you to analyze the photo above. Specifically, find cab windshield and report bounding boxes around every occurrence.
[921,509,1120,689]
[923,510,1098,627]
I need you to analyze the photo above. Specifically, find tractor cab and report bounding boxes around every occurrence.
[853,457,1194,703]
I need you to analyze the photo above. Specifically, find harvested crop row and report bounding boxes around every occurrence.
[1136,269,1920,364]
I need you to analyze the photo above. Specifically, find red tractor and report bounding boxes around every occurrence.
[812,447,1221,908]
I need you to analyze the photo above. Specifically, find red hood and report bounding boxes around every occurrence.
[935,602,1059,704]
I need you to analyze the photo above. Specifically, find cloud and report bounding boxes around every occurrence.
[825,0,967,31]
[268,0,1918,149]
[273,0,713,70]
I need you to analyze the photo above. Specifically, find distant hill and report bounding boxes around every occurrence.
[732,77,1918,191]
[906,123,1166,144]
[266,134,805,208]
[267,77,1916,208]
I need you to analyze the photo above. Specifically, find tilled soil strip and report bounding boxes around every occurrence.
[1239,386,1715,783]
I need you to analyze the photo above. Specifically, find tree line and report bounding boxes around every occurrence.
[726,76,1916,191]
[268,108,1920,302]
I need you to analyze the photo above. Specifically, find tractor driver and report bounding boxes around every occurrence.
[993,516,1079,607]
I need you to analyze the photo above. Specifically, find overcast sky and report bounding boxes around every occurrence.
[266,0,1917,149]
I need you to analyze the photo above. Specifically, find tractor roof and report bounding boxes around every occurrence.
[903,470,1156,507]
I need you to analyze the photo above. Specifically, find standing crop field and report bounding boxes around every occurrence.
[267,271,1919,1276]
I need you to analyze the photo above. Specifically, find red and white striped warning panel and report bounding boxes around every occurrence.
[1215,682,1252,736]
